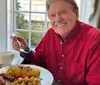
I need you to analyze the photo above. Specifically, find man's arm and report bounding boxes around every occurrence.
[86,40,100,85]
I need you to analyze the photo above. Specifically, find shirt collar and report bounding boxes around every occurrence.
[65,20,80,41]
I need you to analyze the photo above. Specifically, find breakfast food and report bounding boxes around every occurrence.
[0,65,42,85]
[0,73,15,82]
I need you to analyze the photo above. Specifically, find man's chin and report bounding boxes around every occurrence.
[55,32,64,37]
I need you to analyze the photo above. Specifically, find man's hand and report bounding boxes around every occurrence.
[10,35,28,52]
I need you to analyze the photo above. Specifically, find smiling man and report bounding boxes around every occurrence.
[48,0,78,38]
[1,0,100,85]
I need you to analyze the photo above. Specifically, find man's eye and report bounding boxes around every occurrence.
[50,14,55,18]
[61,10,66,14]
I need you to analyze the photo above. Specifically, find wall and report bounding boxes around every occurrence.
[0,0,7,51]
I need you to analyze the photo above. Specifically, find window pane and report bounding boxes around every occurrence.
[47,17,51,29]
[47,21,51,29]
[16,0,30,11]
[31,0,46,12]
[31,13,45,31]
[16,13,29,29]
[31,32,44,48]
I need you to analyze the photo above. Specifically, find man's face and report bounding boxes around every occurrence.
[48,0,78,37]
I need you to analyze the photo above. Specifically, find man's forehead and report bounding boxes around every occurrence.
[48,3,71,13]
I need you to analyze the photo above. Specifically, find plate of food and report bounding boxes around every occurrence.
[0,64,54,85]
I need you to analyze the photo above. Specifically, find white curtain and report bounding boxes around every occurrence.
[89,0,100,28]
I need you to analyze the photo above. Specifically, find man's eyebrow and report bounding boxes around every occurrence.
[61,8,68,11]
[48,12,55,15]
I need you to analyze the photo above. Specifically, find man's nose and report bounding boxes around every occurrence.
[55,14,63,23]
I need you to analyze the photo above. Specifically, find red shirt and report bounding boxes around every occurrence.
[25,21,100,85]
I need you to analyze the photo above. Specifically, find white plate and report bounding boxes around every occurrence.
[0,64,54,85]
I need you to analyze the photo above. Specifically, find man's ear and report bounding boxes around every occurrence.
[75,10,79,19]
[75,10,78,16]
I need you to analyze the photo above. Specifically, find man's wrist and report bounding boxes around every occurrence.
[24,46,31,53]
[20,46,32,58]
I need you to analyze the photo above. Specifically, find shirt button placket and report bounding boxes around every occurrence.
[57,41,64,83]
[60,67,63,70]
[60,42,63,44]
[59,54,64,70]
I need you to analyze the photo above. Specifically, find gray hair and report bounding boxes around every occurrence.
[46,0,79,15]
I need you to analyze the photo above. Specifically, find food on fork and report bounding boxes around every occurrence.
[0,65,42,85]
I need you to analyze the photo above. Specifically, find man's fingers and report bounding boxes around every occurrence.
[10,36,13,39]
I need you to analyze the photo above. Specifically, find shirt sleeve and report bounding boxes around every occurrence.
[21,36,47,68]
[20,46,32,58]
[86,39,100,85]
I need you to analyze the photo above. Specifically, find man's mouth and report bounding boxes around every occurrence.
[57,23,67,27]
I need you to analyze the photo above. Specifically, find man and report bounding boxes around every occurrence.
[1,0,100,85]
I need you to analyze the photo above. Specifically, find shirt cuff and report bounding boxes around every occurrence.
[20,46,32,58]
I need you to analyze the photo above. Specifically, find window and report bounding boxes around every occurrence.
[13,0,50,48]
[7,0,85,50]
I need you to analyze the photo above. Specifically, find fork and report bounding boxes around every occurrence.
[11,33,28,53]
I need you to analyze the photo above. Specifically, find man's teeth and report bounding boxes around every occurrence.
[57,23,66,27]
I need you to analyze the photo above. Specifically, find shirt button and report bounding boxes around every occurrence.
[60,67,63,69]
[60,42,62,44]
[58,79,60,82]
[62,55,64,57]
